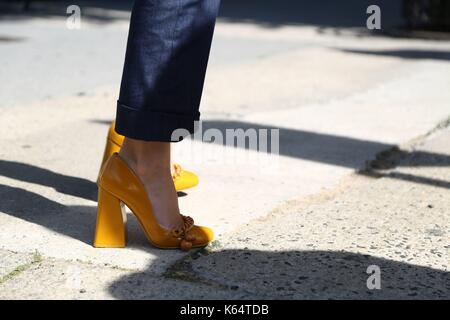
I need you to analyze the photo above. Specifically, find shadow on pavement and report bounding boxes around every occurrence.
[0,0,133,23]
[200,120,450,166]
[200,120,393,169]
[340,48,450,62]
[218,0,403,29]
[107,248,450,299]
[0,159,97,201]
[361,170,450,190]
[0,182,175,249]
[199,120,450,190]
[0,183,94,245]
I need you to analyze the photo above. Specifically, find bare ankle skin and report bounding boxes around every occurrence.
[118,138,184,230]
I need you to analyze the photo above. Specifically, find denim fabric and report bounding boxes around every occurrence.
[115,0,221,142]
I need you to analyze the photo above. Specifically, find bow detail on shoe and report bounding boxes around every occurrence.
[171,215,195,251]
[172,163,183,180]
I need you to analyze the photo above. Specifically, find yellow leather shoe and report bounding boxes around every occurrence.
[99,121,199,191]
[94,153,213,250]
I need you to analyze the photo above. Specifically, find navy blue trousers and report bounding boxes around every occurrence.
[115,0,221,142]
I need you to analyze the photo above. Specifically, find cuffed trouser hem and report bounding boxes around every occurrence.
[115,102,200,142]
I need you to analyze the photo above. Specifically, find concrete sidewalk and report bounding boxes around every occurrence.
[0,4,449,299]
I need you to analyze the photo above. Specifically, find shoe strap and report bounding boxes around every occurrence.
[172,164,183,180]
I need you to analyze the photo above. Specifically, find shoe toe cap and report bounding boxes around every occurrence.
[191,226,214,247]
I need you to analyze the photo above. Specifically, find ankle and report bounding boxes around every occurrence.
[135,162,171,182]
[118,138,172,180]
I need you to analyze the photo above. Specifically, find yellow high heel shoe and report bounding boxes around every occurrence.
[94,153,214,250]
[99,121,199,191]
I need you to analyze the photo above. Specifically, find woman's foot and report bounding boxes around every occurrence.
[118,138,184,230]
[98,121,199,191]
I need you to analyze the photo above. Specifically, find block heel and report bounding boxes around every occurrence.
[93,187,127,248]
